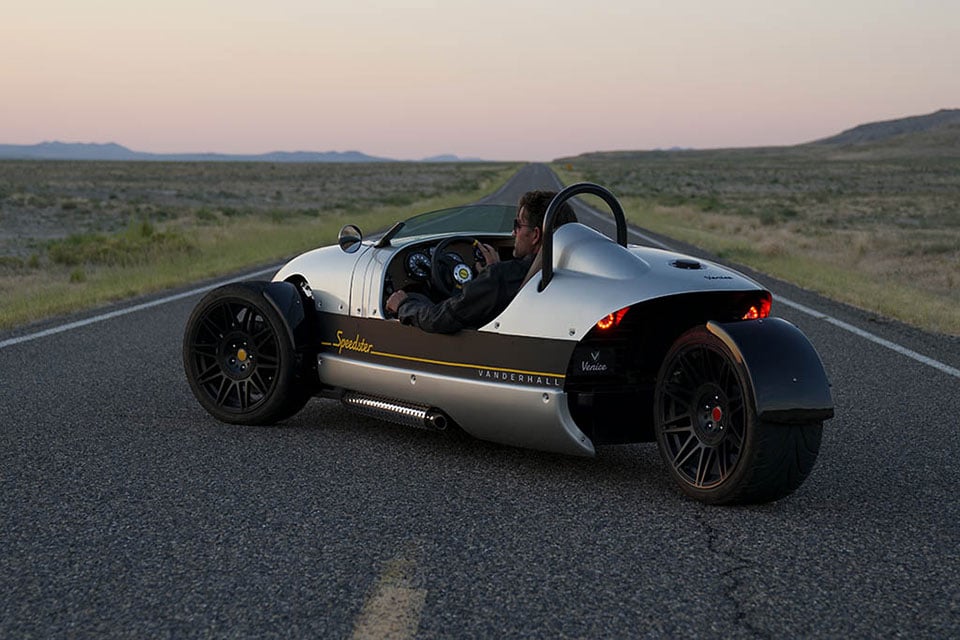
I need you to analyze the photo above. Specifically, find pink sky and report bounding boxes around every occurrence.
[2,0,958,161]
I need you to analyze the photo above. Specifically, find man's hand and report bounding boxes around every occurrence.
[475,242,500,272]
[385,290,408,316]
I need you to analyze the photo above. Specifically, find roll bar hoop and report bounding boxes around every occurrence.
[539,182,627,291]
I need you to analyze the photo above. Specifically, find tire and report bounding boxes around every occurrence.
[183,281,310,425]
[654,326,822,505]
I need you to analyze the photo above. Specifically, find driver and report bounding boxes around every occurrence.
[385,190,576,333]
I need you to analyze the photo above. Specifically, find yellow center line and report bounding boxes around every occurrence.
[351,550,427,640]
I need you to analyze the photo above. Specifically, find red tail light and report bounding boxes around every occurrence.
[742,294,772,320]
[597,307,629,330]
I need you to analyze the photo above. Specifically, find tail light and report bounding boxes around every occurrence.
[596,307,629,330]
[742,294,772,320]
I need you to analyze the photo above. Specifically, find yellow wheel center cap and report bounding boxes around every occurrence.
[237,348,248,362]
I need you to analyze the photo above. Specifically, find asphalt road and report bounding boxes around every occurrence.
[2,165,959,638]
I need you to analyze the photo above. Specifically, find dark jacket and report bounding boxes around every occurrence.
[397,255,534,334]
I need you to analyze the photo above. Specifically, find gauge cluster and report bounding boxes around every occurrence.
[401,244,483,281]
[405,251,431,279]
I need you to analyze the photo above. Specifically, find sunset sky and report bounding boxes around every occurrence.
[2,0,958,161]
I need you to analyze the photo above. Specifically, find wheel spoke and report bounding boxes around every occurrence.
[221,302,239,330]
[200,314,225,339]
[661,418,693,435]
[238,380,252,410]
[227,381,242,409]
[196,362,224,385]
[256,351,280,367]
[674,351,702,388]
[714,353,730,385]
[695,447,716,486]
[717,440,731,480]
[672,434,701,469]
[662,382,693,410]
[255,347,278,365]
[214,377,232,407]
[249,371,269,398]
[252,322,274,344]
[192,343,219,358]
[702,348,720,383]
[729,424,746,451]
[727,392,744,415]
[245,308,263,335]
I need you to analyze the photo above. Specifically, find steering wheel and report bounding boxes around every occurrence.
[430,236,480,297]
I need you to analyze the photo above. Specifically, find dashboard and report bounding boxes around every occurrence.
[384,236,513,300]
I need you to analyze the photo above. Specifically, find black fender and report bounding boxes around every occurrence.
[262,281,307,347]
[707,318,834,425]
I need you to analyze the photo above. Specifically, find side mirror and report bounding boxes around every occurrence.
[338,224,363,253]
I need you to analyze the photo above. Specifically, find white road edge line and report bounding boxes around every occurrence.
[0,266,279,350]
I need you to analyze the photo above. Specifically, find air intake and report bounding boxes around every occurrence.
[670,259,703,270]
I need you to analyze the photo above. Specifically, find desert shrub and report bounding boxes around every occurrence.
[699,195,723,211]
[267,209,309,223]
[194,207,218,223]
[48,221,194,267]
[0,256,24,271]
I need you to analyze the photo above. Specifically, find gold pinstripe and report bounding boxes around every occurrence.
[320,341,566,379]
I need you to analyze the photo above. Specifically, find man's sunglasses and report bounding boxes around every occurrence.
[513,219,535,231]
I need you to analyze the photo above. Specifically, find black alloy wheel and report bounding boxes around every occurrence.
[183,282,308,425]
[654,326,822,504]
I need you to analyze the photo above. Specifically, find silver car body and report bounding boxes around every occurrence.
[273,218,765,456]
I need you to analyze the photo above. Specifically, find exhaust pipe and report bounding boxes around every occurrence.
[424,411,447,431]
[341,391,449,431]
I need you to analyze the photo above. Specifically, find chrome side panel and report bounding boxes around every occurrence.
[317,354,595,457]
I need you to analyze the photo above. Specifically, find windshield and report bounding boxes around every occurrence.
[391,204,516,240]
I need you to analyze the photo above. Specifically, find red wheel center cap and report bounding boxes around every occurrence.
[711,406,723,423]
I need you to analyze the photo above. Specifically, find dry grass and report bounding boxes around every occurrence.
[0,160,521,330]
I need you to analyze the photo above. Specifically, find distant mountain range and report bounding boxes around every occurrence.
[0,141,486,163]
[3,109,958,163]
[813,108,960,145]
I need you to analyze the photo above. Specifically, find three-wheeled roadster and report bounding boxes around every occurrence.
[183,183,833,504]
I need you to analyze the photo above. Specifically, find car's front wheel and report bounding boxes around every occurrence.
[183,281,310,425]
[654,326,822,504]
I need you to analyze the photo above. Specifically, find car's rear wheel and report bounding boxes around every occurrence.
[654,326,822,504]
[183,281,310,425]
